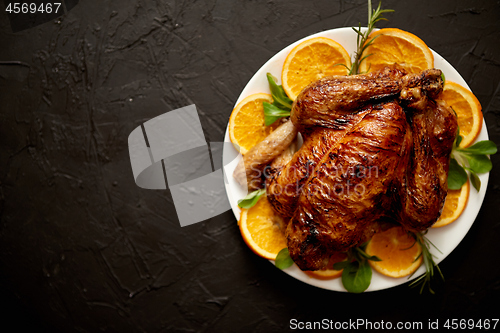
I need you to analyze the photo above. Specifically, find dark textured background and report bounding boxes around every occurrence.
[1,0,499,332]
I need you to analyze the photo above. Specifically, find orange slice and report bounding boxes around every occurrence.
[304,251,348,280]
[440,81,483,148]
[282,37,351,101]
[432,180,470,228]
[239,195,287,260]
[365,226,423,278]
[229,93,278,155]
[358,28,433,74]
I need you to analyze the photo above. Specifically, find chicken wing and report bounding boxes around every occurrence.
[291,67,442,129]
[233,119,298,191]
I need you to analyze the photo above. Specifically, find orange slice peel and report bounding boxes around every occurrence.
[239,195,287,260]
[440,81,483,148]
[282,37,351,101]
[229,93,277,155]
[359,28,433,74]
[365,226,423,278]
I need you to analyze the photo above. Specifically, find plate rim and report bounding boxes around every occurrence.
[222,27,490,292]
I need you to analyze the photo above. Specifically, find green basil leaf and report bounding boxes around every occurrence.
[332,261,350,270]
[263,102,291,126]
[266,73,293,110]
[452,126,462,148]
[355,247,382,262]
[342,260,372,293]
[459,140,498,155]
[275,248,294,269]
[441,72,445,85]
[450,106,457,118]
[456,135,463,148]
[237,188,265,209]
[464,154,492,174]
[448,158,468,190]
[264,116,281,127]
[468,170,481,192]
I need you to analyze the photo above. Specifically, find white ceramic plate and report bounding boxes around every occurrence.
[222,27,489,292]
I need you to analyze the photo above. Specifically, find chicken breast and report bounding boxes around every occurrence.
[286,101,410,270]
[266,66,408,219]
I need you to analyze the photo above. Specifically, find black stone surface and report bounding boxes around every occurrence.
[1,0,499,332]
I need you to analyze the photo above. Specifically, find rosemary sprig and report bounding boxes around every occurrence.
[344,1,394,75]
[408,231,444,294]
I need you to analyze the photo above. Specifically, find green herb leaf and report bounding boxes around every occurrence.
[409,232,444,294]
[342,260,372,293]
[468,170,481,192]
[275,248,294,269]
[458,140,498,155]
[263,102,291,126]
[355,247,382,262]
[447,158,468,190]
[455,134,463,148]
[464,154,492,174]
[345,0,394,75]
[237,188,265,209]
[441,72,445,85]
[264,73,294,126]
[266,73,293,110]
[453,126,463,148]
[450,126,496,192]
[332,261,350,270]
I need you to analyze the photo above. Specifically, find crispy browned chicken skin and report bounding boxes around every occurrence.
[265,66,457,270]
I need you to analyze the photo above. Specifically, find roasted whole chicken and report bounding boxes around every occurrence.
[234,66,458,271]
